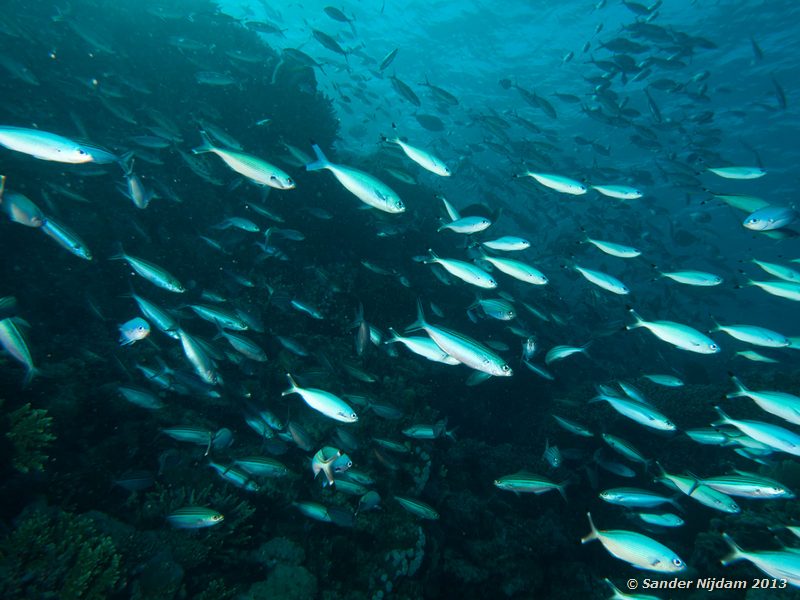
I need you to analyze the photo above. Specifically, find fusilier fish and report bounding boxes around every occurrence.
[545,344,590,365]
[406,301,512,377]
[712,322,789,347]
[40,217,92,260]
[581,512,686,572]
[208,461,259,492]
[0,126,93,163]
[129,293,179,338]
[574,265,629,294]
[385,328,460,365]
[188,304,249,331]
[479,254,548,285]
[721,534,800,586]
[177,329,218,385]
[599,488,680,509]
[707,166,766,179]
[425,250,497,289]
[111,250,185,293]
[438,216,492,234]
[590,184,643,199]
[283,373,358,423]
[306,144,404,213]
[382,133,451,176]
[117,385,163,410]
[552,414,593,437]
[636,513,684,528]
[590,392,676,431]
[627,309,720,354]
[494,471,568,499]
[522,171,587,195]
[751,259,800,283]
[660,270,722,286]
[747,280,800,302]
[0,315,38,384]
[584,237,641,258]
[642,374,684,387]
[699,471,794,499]
[234,457,289,477]
[481,236,530,251]
[394,495,439,520]
[1,190,44,227]
[714,407,800,457]
[166,507,224,529]
[193,131,295,189]
[726,376,800,426]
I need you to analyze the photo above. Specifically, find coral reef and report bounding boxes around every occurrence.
[0,507,121,599]
[247,564,318,600]
[5,401,55,473]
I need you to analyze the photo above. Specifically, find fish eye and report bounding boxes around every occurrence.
[710,344,719,351]
[77,148,87,155]
[347,461,353,468]
[672,558,683,567]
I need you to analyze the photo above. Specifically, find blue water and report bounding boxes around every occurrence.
[0,0,799,598]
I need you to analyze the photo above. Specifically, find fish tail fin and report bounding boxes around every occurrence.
[422,248,439,264]
[713,405,731,425]
[384,327,401,344]
[405,298,427,333]
[668,493,685,513]
[118,151,135,175]
[437,195,460,221]
[305,143,331,171]
[191,130,214,155]
[282,373,298,396]
[625,306,645,330]
[108,241,126,261]
[720,533,746,566]
[556,480,570,502]
[603,579,622,597]
[581,512,599,544]
[726,374,749,398]
[22,366,40,387]
[348,301,365,330]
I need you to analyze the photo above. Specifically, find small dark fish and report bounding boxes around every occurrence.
[420,77,459,106]
[554,93,581,104]
[324,7,353,24]
[379,48,399,71]
[390,75,421,106]
[246,21,286,36]
[498,78,513,90]
[414,113,445,131]
[750,37,763,61]
[312,29,348,60]
[644,88,662,123]
[771,76,787,110]
[622,0,660,15]
[114,470,155,491]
